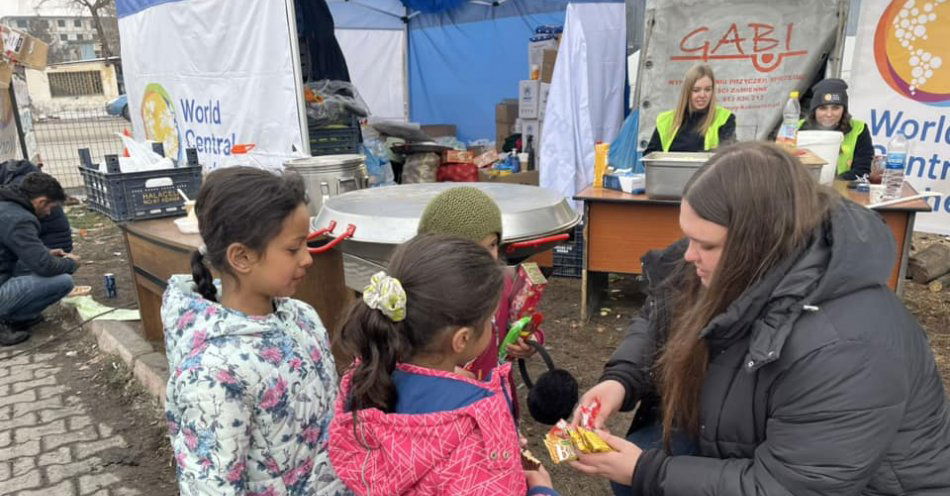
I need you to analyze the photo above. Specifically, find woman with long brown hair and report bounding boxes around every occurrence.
[569,142,950,495]
[643,64,736,155]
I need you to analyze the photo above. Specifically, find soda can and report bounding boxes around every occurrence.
[104,273,117,299]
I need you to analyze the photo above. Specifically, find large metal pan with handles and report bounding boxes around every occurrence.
[307,183,581,268]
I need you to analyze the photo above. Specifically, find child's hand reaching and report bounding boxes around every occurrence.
[506,337,537,360]
[525,464,554,490]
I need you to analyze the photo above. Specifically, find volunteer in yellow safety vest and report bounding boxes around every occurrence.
[644,64,736,155]
[798,78,874,180]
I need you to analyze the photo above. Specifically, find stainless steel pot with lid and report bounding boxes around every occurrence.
[307,183,581,264]
[285,154,368,216]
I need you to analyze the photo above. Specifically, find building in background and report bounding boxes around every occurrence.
[2,15,119,64]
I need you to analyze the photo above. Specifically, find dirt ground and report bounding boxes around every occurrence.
[66,206,138,312]
[65,206,950,496]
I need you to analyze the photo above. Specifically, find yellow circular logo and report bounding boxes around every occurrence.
[876,0,950,106]
[140,83,181,159]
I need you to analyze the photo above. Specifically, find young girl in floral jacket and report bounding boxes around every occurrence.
[162,167,349,495]
[328,234,558,496]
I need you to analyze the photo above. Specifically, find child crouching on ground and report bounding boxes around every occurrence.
[328,234,558,495]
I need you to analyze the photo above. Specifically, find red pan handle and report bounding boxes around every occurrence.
[308,224,356,254]
[505,233,571,254]
[307,220,337,241]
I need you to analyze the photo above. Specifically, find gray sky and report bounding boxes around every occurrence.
[0,0,85,19]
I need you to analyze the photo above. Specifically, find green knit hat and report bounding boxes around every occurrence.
[417,187,503,243]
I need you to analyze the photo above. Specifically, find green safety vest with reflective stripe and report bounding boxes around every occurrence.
[798,119,866,175]
[657,106,733,152]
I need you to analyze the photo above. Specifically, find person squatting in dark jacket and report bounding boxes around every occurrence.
[0,172,79,346]
[567,142,950,495]
[0,159,73,252]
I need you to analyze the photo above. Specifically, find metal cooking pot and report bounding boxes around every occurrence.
[307,183,581,264]
[641,152,713,200]
[285,154,368,216]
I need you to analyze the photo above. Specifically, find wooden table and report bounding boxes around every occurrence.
[121,218,352,344]
[573,181,931,320]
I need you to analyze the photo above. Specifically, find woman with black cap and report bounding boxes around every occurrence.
[643,64,736,155]
[798,78,874,180]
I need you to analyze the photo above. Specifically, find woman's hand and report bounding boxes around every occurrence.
[569,430,642,486]
[505,337,537,360]
[571,380,626,429]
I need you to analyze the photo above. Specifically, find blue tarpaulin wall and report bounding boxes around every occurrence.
[330,0,622,143]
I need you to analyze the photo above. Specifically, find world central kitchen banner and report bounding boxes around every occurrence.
[116,0,305,169]
[849,0,950,235]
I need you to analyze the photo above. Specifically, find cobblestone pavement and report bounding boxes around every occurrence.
[0,308,176,496]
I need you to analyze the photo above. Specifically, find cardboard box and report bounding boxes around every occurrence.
[538,83,551,120]
[478,169,540,185]
[520,119,542,147]
[496,99,519,151]
[0,62,11,88]
[540,48,558,83]
[443,149,474,164]
[495,99,519,123]
[0,26,49,70]
[422,124,457,139]
[529,38,559,68]
[519,80,541,119]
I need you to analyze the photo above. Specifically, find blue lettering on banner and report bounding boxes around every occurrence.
[923,188,950,214]
[869,109,950,145]
[867,108,950,181]
[185,130,236,156]
[180,99,222,125]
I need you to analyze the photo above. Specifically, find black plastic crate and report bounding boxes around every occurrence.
[77,147,202,222]
[308,115,361,156]
[552,224,584,278]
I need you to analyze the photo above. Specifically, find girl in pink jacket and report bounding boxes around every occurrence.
[328,234,558,496]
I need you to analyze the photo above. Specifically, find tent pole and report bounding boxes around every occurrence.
[284,0,311,155]
[404,6,410,121]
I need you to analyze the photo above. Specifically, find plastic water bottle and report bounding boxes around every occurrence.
[776,91,801,151]
[883,132,909,200]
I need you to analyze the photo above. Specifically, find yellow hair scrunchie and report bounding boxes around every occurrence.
[362,271,407,322]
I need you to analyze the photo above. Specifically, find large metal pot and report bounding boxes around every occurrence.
[307,183,581,289]
[285,154,368,216]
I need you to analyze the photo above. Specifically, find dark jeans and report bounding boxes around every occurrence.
[0,273,74,323]
[610,423,699,496]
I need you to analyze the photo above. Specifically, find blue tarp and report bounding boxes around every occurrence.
[407,0,621,143]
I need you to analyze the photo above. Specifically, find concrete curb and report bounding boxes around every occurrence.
[87,319,168,408]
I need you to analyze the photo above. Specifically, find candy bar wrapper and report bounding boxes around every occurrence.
[577,427,613,454]
[521,448,543,471]
[543,420,613,463]
[509,263,548,324]
[578,399,602,430]
[543,433,578,464]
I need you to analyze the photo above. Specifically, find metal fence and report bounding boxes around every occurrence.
[33,107,129,193]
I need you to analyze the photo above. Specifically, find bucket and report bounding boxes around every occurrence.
[285,154,367,216]
[797,130,843,185]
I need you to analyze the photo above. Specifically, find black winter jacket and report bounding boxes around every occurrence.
[0,186,77,287]
[0,160,73,252]
[601,200,950,495]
